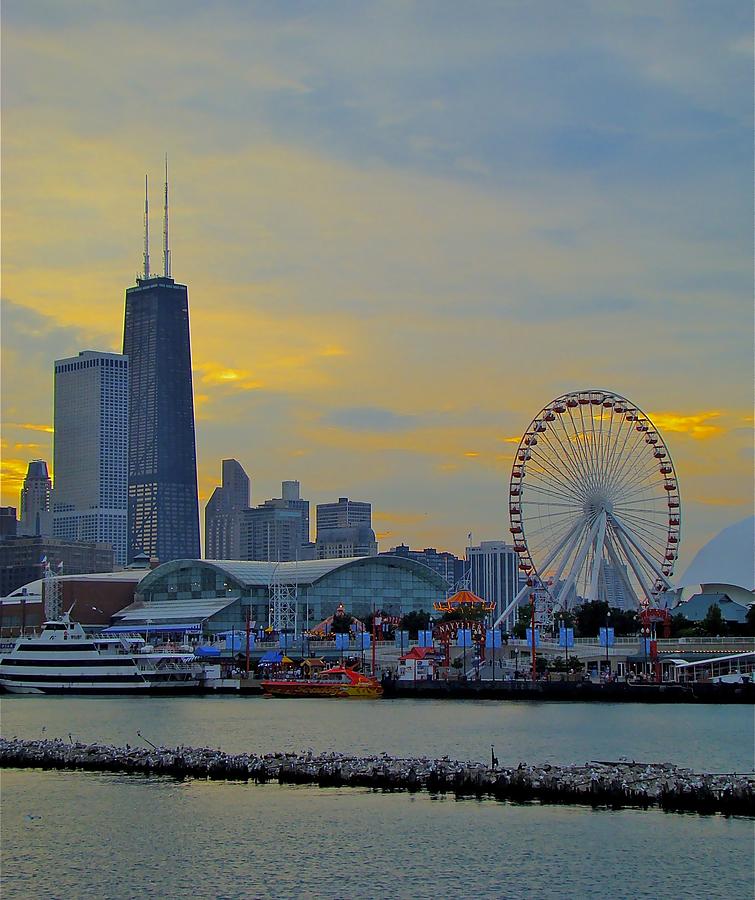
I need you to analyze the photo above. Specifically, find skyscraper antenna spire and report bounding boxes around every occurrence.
[163,153,171,278]
[143,174,150,279]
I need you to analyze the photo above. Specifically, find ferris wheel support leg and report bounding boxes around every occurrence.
[544,522,589,613]
[492,583,531,631]
[611,513,674,592]
[492,519,584,629]
[585,512,607,604]
[612,525,658,607]
[553,515,604,611]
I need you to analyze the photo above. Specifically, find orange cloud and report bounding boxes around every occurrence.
[196,364,264,391]
[648,411,723,439]
[6,422,54,433]
[1,458,33,503]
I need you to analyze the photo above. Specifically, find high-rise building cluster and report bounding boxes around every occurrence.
[2,166,517,622]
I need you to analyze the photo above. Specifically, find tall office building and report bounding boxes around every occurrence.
[468,540,522,630]
[205,459,250,559]
[122,164,200,563]
[18,460,52,537]
[52,351,129,565]
[240,504,305,562]
[282,481,310,543]
[316,497,371,534]
[238,481,313,561]
[381,545,465,587]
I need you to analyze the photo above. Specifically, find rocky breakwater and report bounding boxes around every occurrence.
[2,738,753,817]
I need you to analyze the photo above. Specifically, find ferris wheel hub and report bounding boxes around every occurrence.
[583,492,613,521]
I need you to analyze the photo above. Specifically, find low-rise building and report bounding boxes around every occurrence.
[0,536,115,597]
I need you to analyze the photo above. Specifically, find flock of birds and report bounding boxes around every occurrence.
[2,737,752,817]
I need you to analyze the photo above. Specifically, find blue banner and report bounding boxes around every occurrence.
[640,637,653,655]
[417,630,433,648]
[558,627,574,649]
[279,632,292,650]
[457,629,473,648]
[526,628,540,648]
[355,632,371,651]
[485,629,502,649]
[394,630,409,649]
[334,633,350,651]
[598,627,615,648]
[225,633,255,652]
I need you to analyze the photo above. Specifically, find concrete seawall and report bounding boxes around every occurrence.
[381,679,755,703]
[2,738,752,817]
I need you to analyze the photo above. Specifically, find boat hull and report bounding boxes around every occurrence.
[262,680,382,699]
[0,679,202,695]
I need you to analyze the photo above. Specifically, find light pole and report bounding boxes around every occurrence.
[560,616,569,672]
[605,609,611,679]
[642,626,649,678]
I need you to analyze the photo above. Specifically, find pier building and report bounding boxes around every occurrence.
[109,556,448,634]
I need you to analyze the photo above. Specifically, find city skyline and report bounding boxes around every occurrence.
[1,3,752,573]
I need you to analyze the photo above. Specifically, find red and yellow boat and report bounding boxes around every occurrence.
[262,665,383,699]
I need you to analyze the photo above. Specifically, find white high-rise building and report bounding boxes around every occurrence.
[467,540,522,631]
[52,351,129,565]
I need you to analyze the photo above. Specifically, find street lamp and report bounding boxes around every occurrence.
[605,609,612,679]
[642,626,649,678]
[560,616,569,672]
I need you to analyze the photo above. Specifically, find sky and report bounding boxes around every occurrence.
[1,1,752,575]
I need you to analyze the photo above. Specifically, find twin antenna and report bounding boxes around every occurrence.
[142,155,171,280]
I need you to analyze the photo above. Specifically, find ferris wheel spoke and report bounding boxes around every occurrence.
[611,525,658,605]
[554,407,596,494]
[611,513,674,590]
[610,509,668,548]
[602,412,639,493]
[524,477,587,506]
[526,458,587,504]
[609,427,655,494]
[568,406,600,495]
[541,418,594,495]
[528,437,590,502]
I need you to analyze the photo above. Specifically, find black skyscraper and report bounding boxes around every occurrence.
[122,165,200,562]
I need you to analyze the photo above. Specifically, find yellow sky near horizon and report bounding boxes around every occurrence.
[1,3,752,573]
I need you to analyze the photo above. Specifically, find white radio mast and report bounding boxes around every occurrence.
[143,174,150,279]
[163,154,171,277]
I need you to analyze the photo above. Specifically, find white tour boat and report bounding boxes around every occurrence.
[0,613,202,694]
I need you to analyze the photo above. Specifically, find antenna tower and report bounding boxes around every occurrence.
[268,565,298,638]
[43,560,62,621]
[143,174,150,279]
[163,154,171,277]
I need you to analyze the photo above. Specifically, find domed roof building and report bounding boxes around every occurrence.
[109,555,448,635]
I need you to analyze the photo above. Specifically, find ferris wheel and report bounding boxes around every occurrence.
[497,389,681,626]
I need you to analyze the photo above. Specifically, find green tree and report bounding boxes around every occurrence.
[701,603,726,636]
[399,610,429,639]
[573,601,637,637]
[512,605,531,639]
[746,604,755,633]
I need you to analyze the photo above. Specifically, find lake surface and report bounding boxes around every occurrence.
[2,697,753,899]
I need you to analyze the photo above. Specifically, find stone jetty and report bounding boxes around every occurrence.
[2,738,753,817]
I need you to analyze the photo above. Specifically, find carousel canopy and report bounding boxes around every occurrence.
[433,590,495,613]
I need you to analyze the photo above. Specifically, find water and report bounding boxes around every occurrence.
[2,697,753,899]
